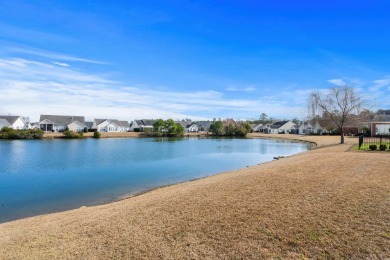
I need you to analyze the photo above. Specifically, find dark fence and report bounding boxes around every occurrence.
[359,135,390,150]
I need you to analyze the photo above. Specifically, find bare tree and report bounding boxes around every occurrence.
[309,86,364,144]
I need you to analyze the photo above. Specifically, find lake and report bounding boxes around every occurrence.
[0,137,310,223]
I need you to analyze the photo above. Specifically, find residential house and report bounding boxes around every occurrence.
[0,116,28,130]
[186,123,198,132]
[118,121,130,132]
[85,121,93,130]
[39,115,87,132]
[290,124,300,134]
[311,120,327,134]
[370,114,390,136]
[132,119,155,132]
[92,119,130,132]
[0,119,11,129]
[252,123,263,132]
[175,120,198,132]
[269,121,295,134]
[258,123,272,133]
[195,121,212,132]
[298,121,313,135]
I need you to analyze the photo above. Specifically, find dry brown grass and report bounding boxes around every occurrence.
[0,136,389,259]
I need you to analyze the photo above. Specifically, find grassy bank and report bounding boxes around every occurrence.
[0,135,388,259]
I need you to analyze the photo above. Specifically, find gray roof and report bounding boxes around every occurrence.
[141,119,155,126]
[134,119,155,127]
[175,120,192,128]
[93,119,107,125]
[94,119,119,126]
[94,119,129,127]
[118,121,129,127]
[270,121,285,129]
[85,121,93,129]
[195,121,211,130]
[372,115,390,122]
[0,118,11,129]
[272,121,289,127]
[0,115,22,125]
[39,115,85,125]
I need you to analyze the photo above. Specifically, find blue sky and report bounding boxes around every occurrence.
[1,0,390,121]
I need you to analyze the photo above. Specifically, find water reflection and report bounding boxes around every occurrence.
[0,137,309,222]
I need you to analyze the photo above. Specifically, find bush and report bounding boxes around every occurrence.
[133,128,140,132]
[93,131,101,138]
[379,144,387,151]
[63,129,83,139]
[0,128,44,139]
[83,127,88,133]
[369,144,377,151]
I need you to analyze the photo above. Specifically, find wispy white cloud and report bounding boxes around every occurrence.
[6,47,107,65]
[373,79,390,88]
[226,86,256,92]
[327,78,347,86]
[0,56,308,121]
[52,61,70,67]
[0,24,72,44]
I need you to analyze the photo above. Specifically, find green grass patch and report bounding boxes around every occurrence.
[356,142,390,151]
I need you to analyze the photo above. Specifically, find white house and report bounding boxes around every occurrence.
[370,115,390,136]
[298,121,313,135]
[118,121,130,132]
[311,120,325,134]
[186,123,198,132]
[268,121,295,134]
[39,115,87,132]
[195,121,212,132]
[92,119,129,132]
[252,123,263,132]
[254,123,271,133]
[131,119,155,132]
[175,120,199,132]
[0,116,28,130]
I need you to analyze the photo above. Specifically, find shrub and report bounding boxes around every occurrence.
[133,128,140,132]
[369,144,377,151]
[0,128,44,139]
[93,131,101,138]
[63,129,83,139]
[83,127,88,133]
[379,144,387,151]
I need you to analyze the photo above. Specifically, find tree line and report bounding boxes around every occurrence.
[209,119,252,137]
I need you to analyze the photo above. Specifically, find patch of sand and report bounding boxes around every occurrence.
[0,135,389,259]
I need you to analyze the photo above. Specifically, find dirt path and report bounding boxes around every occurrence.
[0,136,389,259]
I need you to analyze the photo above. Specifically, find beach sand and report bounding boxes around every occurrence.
[0,135,389,259]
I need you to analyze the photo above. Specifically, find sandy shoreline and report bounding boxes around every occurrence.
[0,135,389,259]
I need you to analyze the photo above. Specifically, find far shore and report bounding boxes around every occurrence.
[0,134,388,259]
[42,130,354,148]
[43,131,211,139]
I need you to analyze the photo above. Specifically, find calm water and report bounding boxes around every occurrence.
[0,137,310,223]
